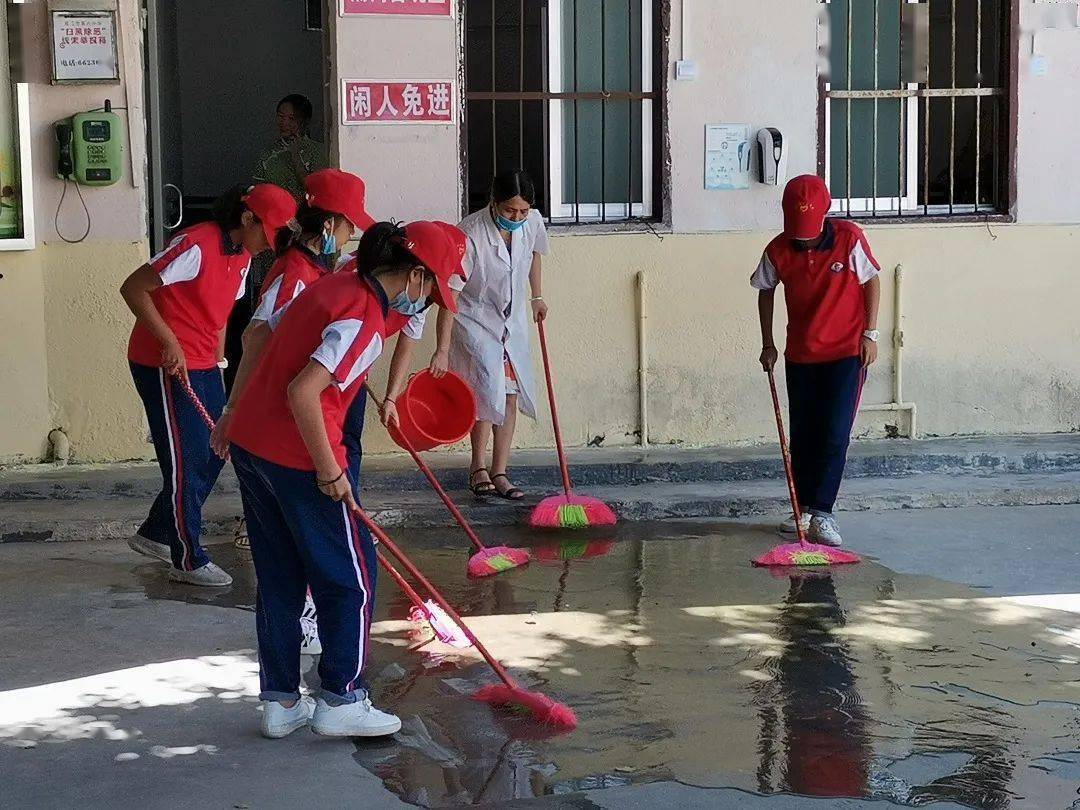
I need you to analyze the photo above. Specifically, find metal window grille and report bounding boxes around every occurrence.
[821,0,1011,218]
[463,0,662,224]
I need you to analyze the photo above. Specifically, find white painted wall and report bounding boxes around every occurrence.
[667,0,821,232]
[1015,26,1080,223]
[328,0,1080,230]
[331,12,461,222]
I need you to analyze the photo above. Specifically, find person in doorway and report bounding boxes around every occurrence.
[223,94,328,396]
[436,169,549,500]
[121,183,297,586]
[752,175,881,548]
[254,93,327,204]
[225,221,462,739]
[213,168,376,652]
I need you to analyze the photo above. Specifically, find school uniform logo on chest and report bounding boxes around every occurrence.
[830,261,845,274]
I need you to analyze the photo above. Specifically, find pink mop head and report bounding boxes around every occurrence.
[409,599,472,648]
[466,546,531,578]
[529,494,617,529]
[473,683,578,732]
[752,542,861,567]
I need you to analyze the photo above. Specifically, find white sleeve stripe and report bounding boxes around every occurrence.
[158,245,202,286]
[750,252,779,290]
[251,276,283,323]
[292,279,306,300]
[402,310,427,340]
[336,333,384,390]
[309,318,364,375]
[851,241,880,284]
[149,234,186,266]
[267,299,292,331]
[234,262,251,301]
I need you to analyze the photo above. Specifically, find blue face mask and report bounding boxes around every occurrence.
[390,275,427,316]
[321,229,337,255]
[495,213,526,233]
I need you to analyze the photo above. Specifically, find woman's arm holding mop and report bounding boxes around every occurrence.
[288,362,358,510]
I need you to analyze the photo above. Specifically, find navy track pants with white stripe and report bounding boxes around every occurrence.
[130,362,225,571]
[230,444,377,704]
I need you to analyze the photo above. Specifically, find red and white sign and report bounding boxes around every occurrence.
[342,81,454,124]
[341,0,451,16]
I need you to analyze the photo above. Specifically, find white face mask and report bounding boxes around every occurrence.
[389,272,428,316]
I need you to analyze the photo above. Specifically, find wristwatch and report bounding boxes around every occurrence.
[862,329,880,343]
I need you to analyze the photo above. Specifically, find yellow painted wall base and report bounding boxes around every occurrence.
[2,225,1077,464]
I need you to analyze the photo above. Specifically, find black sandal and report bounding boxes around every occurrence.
[491,473,525,501]
[470,468,496,497]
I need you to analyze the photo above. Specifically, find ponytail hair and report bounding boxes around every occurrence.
[353,221,423,278]
[274,203,335,256]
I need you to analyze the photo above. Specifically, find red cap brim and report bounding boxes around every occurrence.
[261,222,279,252]
[784,213,826,241]
[430,275,458,313]
[350,209,376,231]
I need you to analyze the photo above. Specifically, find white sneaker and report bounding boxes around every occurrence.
[311,696,401,738]
[261,696,315,739]
[128,535,171,563]
[809,514,843,547]
[167,561,233,587]
[778,512,811,538]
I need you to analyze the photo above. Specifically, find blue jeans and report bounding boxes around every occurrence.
[231,445,378,704]
[785,356,865,516]
[130,362,225,570]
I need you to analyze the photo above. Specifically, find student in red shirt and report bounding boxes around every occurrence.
[121,184,296,586]
[224,221,462,740]
[229,169,375,557]
[751,175,881,548]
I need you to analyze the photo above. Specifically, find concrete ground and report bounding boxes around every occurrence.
[3,504,1079,809]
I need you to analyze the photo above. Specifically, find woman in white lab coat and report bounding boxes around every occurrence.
[430,170,549,499]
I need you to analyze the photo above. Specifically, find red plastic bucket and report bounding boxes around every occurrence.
[390,369,476,452]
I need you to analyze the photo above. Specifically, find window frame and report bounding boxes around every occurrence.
[460,0,666,227]
[546,0,654,223]
[818,0,1017,222]
[0,0,35,251]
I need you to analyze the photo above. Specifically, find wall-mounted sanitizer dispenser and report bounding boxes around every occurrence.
[757,127,786,186]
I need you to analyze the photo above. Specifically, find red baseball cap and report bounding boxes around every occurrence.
[401,221,461,313]
[432,220,468,279]
[244,184,298,249]
[305,169,376,231]
[782,175,832,240]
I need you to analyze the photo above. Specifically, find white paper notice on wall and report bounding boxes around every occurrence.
[704,124,751,190]
[50,11,120,84]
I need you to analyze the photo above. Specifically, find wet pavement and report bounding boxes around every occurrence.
[2,507,1079,809]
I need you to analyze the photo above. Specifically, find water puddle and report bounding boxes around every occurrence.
[119,520,1080,807]
[324,521,1080,808]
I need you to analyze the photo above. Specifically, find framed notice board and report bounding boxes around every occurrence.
[49,9,121,85]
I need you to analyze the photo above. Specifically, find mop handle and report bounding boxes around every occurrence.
[537,321,574,498]
[375,549,429,613]
[353,506,518,689]
[365,385,487,554]
[176,371,217,431]
[767,369,808,545]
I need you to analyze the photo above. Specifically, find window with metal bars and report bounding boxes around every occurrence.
[463,0,662,224]
[821,0,1011,219]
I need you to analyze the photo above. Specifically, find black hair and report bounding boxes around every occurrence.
[354,221,431,279]
[212,184,256,231]
[275,203,338,255]
[277,93,314,123]
[490,169,536,206]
